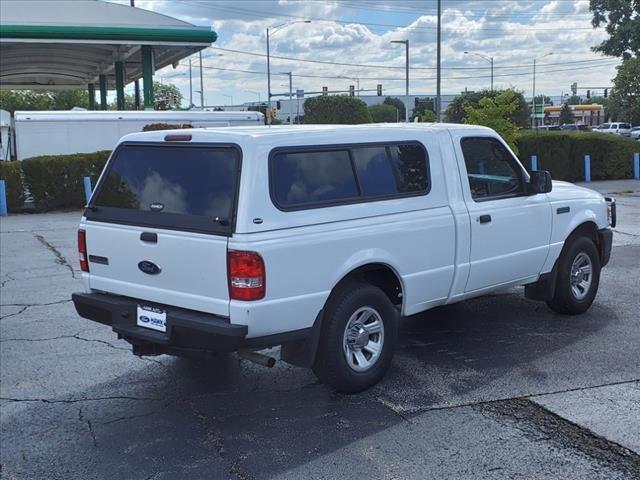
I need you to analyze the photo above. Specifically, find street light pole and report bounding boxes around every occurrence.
[188,58,193,108]
[391,40,409,122]
[199,51,204,109]
[464,51,494,91]
[266,20,311,126]
[532,52,553,129]
[436,0,442,122]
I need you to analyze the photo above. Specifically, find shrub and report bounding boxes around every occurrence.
[304,96,372,124]
[21,151,111,210]
[368,104,399,123]
[142,123,193,131]
[0,161,25,209]
[517,132,637,181]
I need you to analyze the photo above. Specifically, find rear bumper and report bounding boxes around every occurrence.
[598,227,613,268]
[72,292,247,353]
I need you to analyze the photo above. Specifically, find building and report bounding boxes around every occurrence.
[544,104,605,126]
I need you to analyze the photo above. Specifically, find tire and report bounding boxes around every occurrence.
[546,236,601,315]
[313,282,398,393]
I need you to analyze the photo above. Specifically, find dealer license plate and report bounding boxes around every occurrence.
[136,305,167,333]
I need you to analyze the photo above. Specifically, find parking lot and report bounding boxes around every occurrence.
[1,181,639,480]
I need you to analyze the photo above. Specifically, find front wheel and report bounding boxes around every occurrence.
[546,236,601,315]
[313,282,397,393]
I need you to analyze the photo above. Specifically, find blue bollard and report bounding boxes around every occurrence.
[634,152,639,180]
[0,180,7,216]
[83,176,92,204]
[584,155,591,182]
[531,155,538,171]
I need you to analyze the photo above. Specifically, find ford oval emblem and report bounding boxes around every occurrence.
[138,260,161,275]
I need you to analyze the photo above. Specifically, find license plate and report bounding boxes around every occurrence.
[136,305,167,332]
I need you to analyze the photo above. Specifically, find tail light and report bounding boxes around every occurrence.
[228,250,265,301]
[78,229,89,272]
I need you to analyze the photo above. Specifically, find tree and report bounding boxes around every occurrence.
[154,82,183,108]
[534,95,553,106]
[590,0,640,59]
[416,110,437,122]
[0,89,89,112]
[566,95,583,105]
[411,97,436,121]
[382,97,405,120]
[464,90,520,153]
[559,103,575,125]
[608,57,640,124]
[108,94,136,110]
[368,104,399,123]
[444,89,530,127]
[303,96,372,124]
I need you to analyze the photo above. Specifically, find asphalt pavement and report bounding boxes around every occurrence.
[1,182,639,480]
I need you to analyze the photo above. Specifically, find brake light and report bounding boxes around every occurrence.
[78,229,89,272]
[228,250,265,301]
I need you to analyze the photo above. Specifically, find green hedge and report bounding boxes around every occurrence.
[21,151,111,210]
[0,161,25,209]
[517,132,638,182]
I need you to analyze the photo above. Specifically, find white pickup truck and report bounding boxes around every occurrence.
[72,124,615,392]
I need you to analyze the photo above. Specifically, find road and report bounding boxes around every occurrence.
[1,182,639,480]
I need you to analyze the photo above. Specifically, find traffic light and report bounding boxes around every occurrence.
[276,100,281,109]
[571,82,577,95]
[586,90,591,99]
[322,86,328,96]
[349,85,355,96]
[604,88,608,98]
[377,84,382,96]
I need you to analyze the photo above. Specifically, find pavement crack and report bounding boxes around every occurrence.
[34,233,76,279]
[480,398,640,478]
[376,397,412,422]
[0,273,15,288]
[102,410,160,425]
[78,407,98,448]
[0,395,161,404]
[0,305,29,320]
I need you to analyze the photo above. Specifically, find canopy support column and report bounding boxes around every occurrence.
[88,83,96,110]
[115,61,125,110]
[99,74,107,110]
[141,45,154,110]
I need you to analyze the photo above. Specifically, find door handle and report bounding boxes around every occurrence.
[140,232,158,243]
[478,214,492,224]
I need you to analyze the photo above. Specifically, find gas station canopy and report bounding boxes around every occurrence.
[0,0,217,108]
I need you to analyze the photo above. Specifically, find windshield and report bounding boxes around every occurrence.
[87,144,240,234]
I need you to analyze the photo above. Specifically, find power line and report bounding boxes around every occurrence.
[209,46,618,72]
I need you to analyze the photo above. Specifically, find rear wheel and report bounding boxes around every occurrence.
[313,282,397,393]
[546,236,601,315]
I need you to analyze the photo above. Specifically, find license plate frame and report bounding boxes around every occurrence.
[136,305,167,333]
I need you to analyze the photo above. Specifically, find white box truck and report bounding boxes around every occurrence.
[13,110,264,160]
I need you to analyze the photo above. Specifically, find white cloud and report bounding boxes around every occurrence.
[109,0,620,106]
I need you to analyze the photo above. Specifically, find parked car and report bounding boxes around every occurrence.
[594,122,632,136]
[535,125,561,131]
[72,124,615,392]
[560,124,590,132]
[629,126,640,141]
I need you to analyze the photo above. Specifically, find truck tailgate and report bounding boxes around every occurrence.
[85,221,230,316]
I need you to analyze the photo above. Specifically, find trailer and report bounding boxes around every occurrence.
[12,110,264,160]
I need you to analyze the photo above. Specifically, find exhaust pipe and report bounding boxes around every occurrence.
[238,349,276,368]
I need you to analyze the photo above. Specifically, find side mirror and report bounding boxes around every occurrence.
[527,170,552,194]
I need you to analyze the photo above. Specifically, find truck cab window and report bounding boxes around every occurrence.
[460,137,524,201]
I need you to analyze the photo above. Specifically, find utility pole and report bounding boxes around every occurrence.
[288,72,293,124]
[391,40,410,122]
[532,52,553,129]
[436,0,442,122]
[199,50,204,109]
[188,58,193,108]
[130,0,140,110]
[266,27,272,125]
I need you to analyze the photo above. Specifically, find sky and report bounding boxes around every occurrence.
[107,0,621,107]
